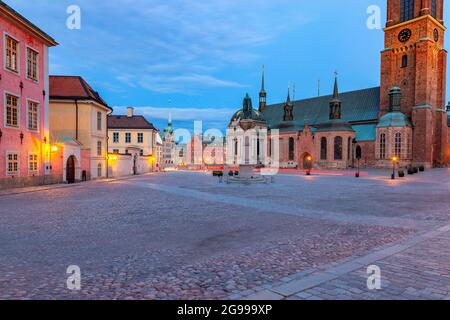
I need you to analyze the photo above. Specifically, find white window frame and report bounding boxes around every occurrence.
[97,111,102,131]
[97,163,102,177]
[28,152,39,174]
[97,140,102,157]
[4,91,20,129]
[3,33,20,75]
[6,151,20,176]
[26,98,40,132]
[25,45,39,82]
[137,133,144,144]
[113,132,119,143]
[125,132,131,143]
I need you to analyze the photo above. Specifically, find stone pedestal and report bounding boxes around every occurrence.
[239,164,256,178]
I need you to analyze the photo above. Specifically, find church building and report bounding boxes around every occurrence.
[228,0,450,169]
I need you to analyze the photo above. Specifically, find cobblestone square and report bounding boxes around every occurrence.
[0,169,449,300]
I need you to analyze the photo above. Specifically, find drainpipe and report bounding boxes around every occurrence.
[75,99,79,141]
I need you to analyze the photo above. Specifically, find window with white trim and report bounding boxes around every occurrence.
[5,35,19,72]
[97,112,102,131]
[7,152,19,175]
[97,163,102,177]
[97,141,102,156]
[28,153,38,173]
[27,100,39,131]
[113,132,119,143]
[125,133,131,143]
[138,133,144,143]
[27,47,38,81]
[5,94,19,127]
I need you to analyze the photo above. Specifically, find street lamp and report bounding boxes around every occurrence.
[306,155,312,176]
[391,156,398,180]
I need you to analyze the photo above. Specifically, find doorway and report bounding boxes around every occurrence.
[66,156,76,184]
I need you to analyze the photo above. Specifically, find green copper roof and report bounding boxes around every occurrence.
[377,112,411,128]
[353,124,377,141]
[263,86,380,130]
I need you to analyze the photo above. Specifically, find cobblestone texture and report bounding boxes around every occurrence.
[0,169,449,300]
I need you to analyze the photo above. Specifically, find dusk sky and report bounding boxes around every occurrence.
[7,0,450,132]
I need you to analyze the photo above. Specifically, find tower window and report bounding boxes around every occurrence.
[400,0,414,22]
[401,55,408,68]
[431,0,437,18]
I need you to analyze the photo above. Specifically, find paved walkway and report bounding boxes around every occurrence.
[0,169,448,300]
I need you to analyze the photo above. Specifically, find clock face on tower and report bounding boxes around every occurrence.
[434,29,439,42]
[398,29,412,42]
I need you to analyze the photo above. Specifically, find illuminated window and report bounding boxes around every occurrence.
[334,136,343,160]
[5,35,18,72]
[28,153,38,173]
[27,101,39,131]
[380,133,386,159]
[400,0,414,22]
[6,94,19,127]
[113,149,119,154]
[7,152,19,175]
[27,48,38,81]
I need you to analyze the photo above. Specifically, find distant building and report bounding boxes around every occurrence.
[161,114,176,169]
[49,76,112,181]
[0,1,58,189]
[228,1,450,169]
[107,107,158,176]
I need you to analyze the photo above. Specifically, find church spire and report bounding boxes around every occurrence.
[329,73,342,120]
[332,71,339,100]
[284,83,294,121]
[259,64,267,113]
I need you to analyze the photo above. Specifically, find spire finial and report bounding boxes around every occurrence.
[333,72,339,99]
[261,64,265,91]
[287,82,291,102]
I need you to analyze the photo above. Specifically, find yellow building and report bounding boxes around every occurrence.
[108,107,159,175]
[49,76,112,180]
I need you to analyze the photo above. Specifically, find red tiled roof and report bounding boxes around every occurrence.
[49,76,112,110]
[108,115,158,131]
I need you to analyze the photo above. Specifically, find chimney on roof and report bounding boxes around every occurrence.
[127,107,134,118]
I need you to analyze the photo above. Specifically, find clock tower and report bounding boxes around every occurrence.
[380,0,448,167]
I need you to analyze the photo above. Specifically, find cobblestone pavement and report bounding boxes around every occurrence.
[0,169,449,299]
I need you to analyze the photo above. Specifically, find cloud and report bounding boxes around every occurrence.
[113,106,235,122]
[7,0,310,94]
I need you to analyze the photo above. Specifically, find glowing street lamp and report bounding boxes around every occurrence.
[51,145,58,153]
[391,156,398,180]
[306,155,313,176]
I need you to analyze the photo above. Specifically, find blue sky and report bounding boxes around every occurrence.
[6,0,450,132]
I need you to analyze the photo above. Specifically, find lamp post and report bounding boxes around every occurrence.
[391,156,398,180]
[306,155,312,176]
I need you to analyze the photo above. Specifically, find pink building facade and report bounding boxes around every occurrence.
[0,2,58,189]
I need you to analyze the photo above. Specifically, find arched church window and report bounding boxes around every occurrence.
[234,139,238,156]
[288,137,295,161]
[320,137,327,160]
[334,136,343,160]
[380,133,386,159]
[395,132,402,158]
[400,0,414,22]
[348,137,352,160]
